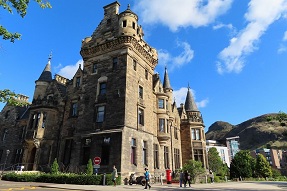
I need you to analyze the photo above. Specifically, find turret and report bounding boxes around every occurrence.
[184,85,198,112]
[118,4,143,40]
[33,55,52,100]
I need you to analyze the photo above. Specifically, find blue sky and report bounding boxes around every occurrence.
[1,0,287,131]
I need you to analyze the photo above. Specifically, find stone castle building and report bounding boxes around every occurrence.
[0,1,207,179]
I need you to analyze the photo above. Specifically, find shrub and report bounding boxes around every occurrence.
[86,159,93,175]
[51,158,59,174]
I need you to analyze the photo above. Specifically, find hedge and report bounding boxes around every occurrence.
[2,172,121,185]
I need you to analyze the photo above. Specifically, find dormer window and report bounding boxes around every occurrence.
[123,20,127,27]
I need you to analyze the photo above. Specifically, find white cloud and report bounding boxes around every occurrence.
[278,44,287,54]
[135,0,233,31]
[217,0,287,74]
[173,87,209,108]
[158,41,194,70]
[57,59,83,79]
[213,23,234,30]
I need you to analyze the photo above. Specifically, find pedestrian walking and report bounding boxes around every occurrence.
[184,170,191,187]
[144,168,151,189]
[179,170,184,187]
[111,165,118,186]
[209,170,214,184]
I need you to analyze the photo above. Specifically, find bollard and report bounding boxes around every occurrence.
[103,173,106,185]
[225,176,227,182]
[205,175,208,184]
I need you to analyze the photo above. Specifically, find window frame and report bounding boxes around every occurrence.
[131,138,137,165]
[158,99,164,109]
[96,105,105,123]
[139,86,143,99]
[71,102,78,117]
[142,141,147,166]
[138,108,144,125]
[99,82,107,96]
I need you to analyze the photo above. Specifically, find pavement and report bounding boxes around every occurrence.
[2,180,287,191]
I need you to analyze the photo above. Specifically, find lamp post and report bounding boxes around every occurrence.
[2,149,10,176]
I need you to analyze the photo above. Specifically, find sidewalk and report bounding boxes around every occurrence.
[1,180,287,191]
[33,181,287,191]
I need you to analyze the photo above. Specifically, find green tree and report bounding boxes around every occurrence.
[50,158,59,174]
[208,147,223,173]
[86,159,93,175]
[0,89,28,106]
[1,0,51,42]
[255,154,272,178]
[182,160,205,182]
[230,150,255,179]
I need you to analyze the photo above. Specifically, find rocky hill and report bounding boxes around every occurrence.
[205,113,287,150]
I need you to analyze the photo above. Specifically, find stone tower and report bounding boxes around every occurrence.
[58,1,181,178]
[180,86,208,168]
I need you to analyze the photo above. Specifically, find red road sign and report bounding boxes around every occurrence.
[93,157,101,165]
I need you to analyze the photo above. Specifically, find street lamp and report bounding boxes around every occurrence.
[1,150,10,176]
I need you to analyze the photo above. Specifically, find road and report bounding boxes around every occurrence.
[0,180,287,191]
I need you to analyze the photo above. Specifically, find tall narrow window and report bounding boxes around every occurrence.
[133,60,137,71]
[131,138,136,165]
[191,129,195,140]
[19,126,26,140]
[132,22,136,29]
[123,20,127,27]
[194,149,203,164]
[71,103,78,117]
[142,141,147,165]
[195,129,200,140]
[29,114,36,129]
[13,149,23,165]
[139,86,143,99]
[96,106,105,122]
[138,108,144,125]
[174,148,180,169]
[158,99,164,109]
[145,69,148,80]
[93,63,97,73]
[76,77,81,87]
[63,139,73,165]
[113,57,118,70]
[159,118,165,132]
[2,129,8,142]
[154,144,159,169]
[164,146,169,169]
[82,146,91,165]
[99,82,107,95]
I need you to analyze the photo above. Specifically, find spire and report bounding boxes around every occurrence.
[184,84,198,111]
[163,66,172,90]
[37,53,52,82]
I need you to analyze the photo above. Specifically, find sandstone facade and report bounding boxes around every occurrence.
[0,1,207,180]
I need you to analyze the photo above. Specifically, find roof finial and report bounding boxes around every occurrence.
[127,4,130,10]
[48,51,53,61]
[187,82,190,90]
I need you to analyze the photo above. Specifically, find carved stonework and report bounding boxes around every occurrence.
[80,36,158,69]
[33,138,40,148]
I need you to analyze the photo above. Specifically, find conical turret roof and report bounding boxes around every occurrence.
[184,85,198,111]
[37,56,52,82]
[163,67,172,90]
